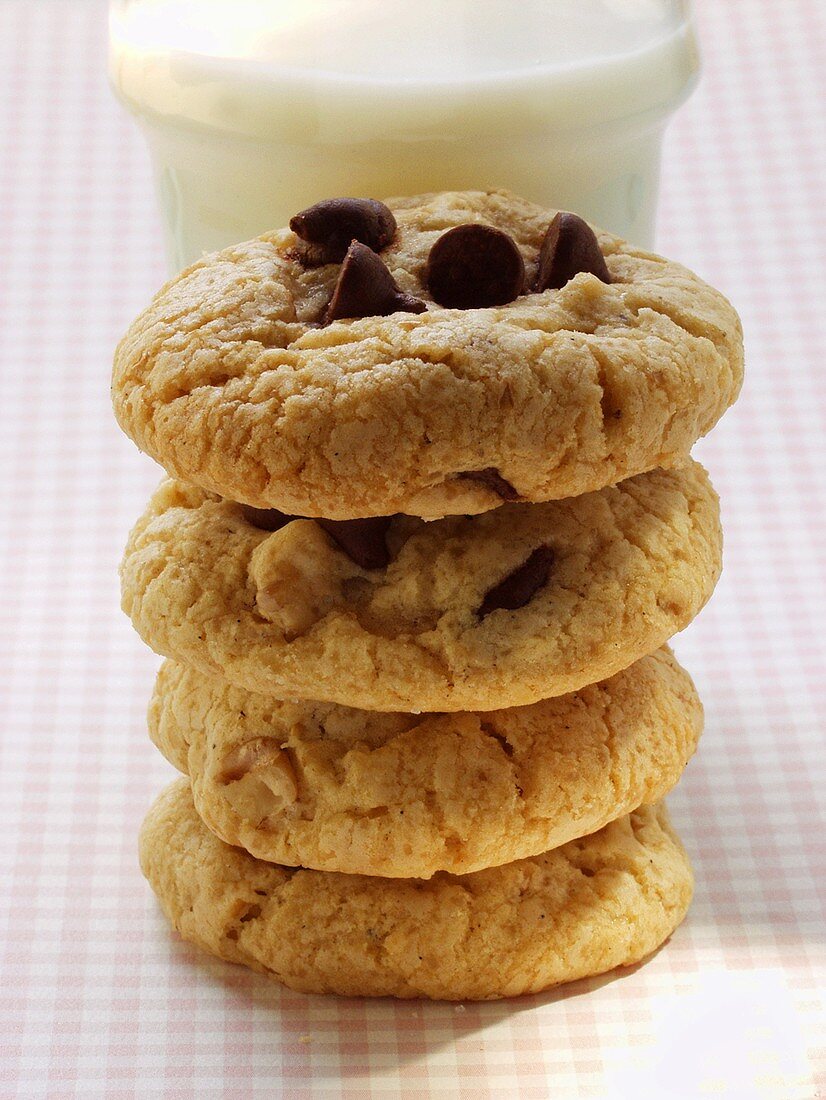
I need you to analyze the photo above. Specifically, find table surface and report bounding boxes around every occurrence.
[1,1,824,1096]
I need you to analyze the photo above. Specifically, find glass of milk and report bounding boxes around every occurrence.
[109,0,699,272]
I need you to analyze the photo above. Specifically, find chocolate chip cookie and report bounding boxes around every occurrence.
[140,780,693,1000]
[150,647,702,878]
[121,460,721,712]
[112,189,743,519]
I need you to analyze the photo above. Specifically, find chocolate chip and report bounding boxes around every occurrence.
[317,516,394,570]
[240,505,294,532]
[425,224,525,309]
[479,546,554,618]
[457,468,519,501]
[241,502,394,570]
[289,198,397,263]
[325,241,426,323]
[533,212,611,291]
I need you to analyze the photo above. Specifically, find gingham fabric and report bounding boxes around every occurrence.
[1,1,824,1096]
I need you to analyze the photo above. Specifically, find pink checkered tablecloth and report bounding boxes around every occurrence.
[1,1,824,1096]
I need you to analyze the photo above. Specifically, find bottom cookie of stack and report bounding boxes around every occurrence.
[140,780,693,1002]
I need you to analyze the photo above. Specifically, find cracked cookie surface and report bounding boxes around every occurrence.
[150,647,702,878]
[140,780,693,1001]
[121,460,722,712]
[112,189,743,519]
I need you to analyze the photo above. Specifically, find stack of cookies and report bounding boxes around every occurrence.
[113,190,743,1001]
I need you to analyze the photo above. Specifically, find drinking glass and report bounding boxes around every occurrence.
[109,0,699,271]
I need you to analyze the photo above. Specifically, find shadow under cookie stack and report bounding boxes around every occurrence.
[114,190,743,1001]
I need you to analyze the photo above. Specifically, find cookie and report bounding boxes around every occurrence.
[121,460,722,712]
[140,780,693,1001]
[112,189,743,520]
[150,648,702,878]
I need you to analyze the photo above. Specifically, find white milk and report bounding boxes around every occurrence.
[109,0,699,271]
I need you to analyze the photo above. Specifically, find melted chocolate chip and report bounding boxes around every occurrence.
[240,504,294,532]
[240,501,395,570]
[325,241,426,323]
[479,546,554,618]
[457,468,519,501]
[316,516,395,570]
[533,212,611,291]
[426,224,525,309]
[289,197,397,263]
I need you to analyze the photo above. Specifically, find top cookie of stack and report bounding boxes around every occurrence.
[112,189,743,520]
